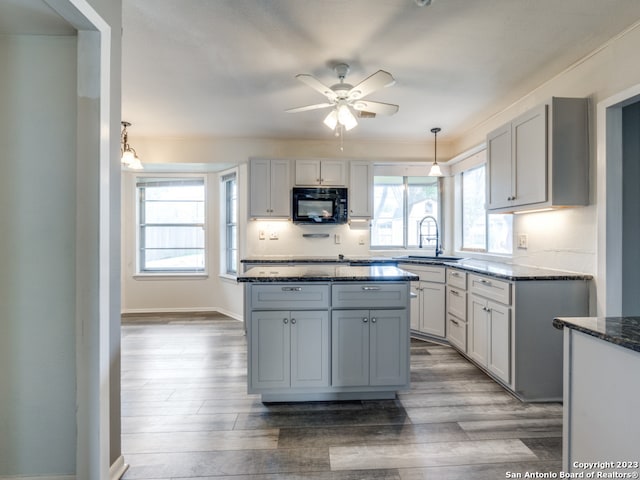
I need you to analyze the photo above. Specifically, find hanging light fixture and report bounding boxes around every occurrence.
[428,127,443,177]
[121,121,143,170]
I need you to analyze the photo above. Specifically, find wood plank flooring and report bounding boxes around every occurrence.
[120,313,562,479]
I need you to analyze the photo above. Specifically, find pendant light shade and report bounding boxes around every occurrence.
[121,121,143,170]
[428,127,443,177]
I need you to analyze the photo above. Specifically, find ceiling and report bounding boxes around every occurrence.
[4,1,640,143]
[120,0,640,142]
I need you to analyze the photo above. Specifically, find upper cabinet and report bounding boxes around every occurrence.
[295,159,346,186]
[249,159,291,218]
[349,161,373,218]
[487,97,589,214]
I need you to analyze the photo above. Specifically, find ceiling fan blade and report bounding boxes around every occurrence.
[285,103,334,113]
[295,74,336,101]
[352,100,399,116]
[348,70,396,99]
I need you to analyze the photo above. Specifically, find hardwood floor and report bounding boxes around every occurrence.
[120,314,562,479]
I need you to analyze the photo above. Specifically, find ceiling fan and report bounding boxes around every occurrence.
[286,63,399,132]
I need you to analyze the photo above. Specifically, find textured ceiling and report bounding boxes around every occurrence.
[121,0,640,142]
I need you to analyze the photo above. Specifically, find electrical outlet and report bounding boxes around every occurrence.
[358,235,366,246]
[269,231,279,240]
[259,230,266,240]
[517,233,528,249]
[334,234,341,244]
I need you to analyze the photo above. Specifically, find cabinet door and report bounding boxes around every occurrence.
[249,159,272,217]
[331,310,369,386]
[349,161,373,217]
[250,311,290,389]
[320,160,346,186]
[295,160,321,185]
[409,282,420,330]
[488,301,511,384]
[369,309,409,386]
[487,123,513,210]
[469,295,489,367]
[512,104,547,207]
[290,310,330,388]
[269,159,291,217]
[420,282,446,337]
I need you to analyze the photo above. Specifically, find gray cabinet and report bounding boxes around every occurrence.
[349,161,373,218]
[250,310,329,390]
[332,309,408,387]
[487,97,589,213]
[446,268,468,352]
[399,264,446,340]
[249,158,291,218]
[295,159,346,186]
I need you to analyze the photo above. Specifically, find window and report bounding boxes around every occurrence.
[221,171,238,275]
[371,175,440,248]
[137,176,206,273]
[461,165,512,254]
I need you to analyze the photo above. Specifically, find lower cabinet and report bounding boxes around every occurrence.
[469,294,511,384]
[250,310,329,390]
[332,309,409,387]
[400,264,446,340]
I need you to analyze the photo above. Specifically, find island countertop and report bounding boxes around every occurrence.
[237,265,419,283]
[553,316,640,353]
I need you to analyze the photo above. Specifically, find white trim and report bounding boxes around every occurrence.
[109,456,128,480]
[0,477,75,480]
[596,82,640,315]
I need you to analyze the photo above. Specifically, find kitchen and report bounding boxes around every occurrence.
[3,0,640,478]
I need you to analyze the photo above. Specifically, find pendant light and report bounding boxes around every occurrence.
[121,121,143,170]
[428,127,443,177]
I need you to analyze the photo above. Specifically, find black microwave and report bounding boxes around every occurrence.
[292,187,348,224]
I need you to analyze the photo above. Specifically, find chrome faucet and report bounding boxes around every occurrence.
[418,215,443,256]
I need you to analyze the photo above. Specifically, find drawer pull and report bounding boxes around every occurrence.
[282,287,302,291]
[451,272,461,277]
[480,279,492,286]
[361,286,380,291]
[363,317,368,323]
[371,318,377,323]
[450,290,460,297]
[450,318,460,326]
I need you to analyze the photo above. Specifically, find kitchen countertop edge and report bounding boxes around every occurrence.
[552,316,640,353]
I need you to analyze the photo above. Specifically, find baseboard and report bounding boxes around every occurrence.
[110,456,129,480]
[0,476,75,480]
[121,307,243,322]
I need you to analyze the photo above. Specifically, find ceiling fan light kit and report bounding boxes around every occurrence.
[286,63,399,136]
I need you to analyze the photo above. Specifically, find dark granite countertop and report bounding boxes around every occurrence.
[241,256,592,281]
[237,265,419,283]
[553,316,640,353]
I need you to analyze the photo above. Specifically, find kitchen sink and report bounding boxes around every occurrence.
[399,255,466,262]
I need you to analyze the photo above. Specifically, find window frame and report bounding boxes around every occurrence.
[135,174,208,276]
[370,174,442,250]
[220,168,238,278]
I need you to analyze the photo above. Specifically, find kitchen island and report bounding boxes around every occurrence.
[553,316,640,475]
[238,265,418,402]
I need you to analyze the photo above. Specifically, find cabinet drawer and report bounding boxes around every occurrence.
[447,268,467,290]
[469,274,511,305]
[398,264,445,283]
[332,283,408,309]
[447,314,467,352]
[251,284,330,309]
[447,286,467,320]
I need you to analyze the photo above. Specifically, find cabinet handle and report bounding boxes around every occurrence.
[450,318,460,326]
[363,317,368,323]
[450,290,460,296]
[371,318,377,323]
[362,286,380,291]
[291,318,296,325]
[480,279,492,286]
[451,272,461,277]
[283,318,288,324]
[282,287,302,291]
